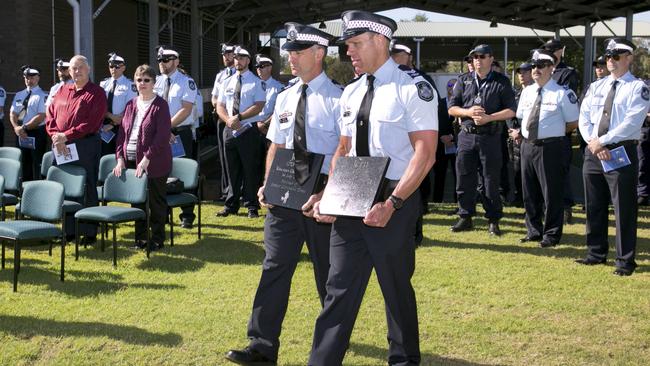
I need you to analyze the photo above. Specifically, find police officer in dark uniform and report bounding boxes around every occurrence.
[224,23,340,366]
[517,50,579,247]
[507,62,534,206]
[309,10,438,365]
[542,38,580,224]
[448,44,516,236]
[577,38,650,276]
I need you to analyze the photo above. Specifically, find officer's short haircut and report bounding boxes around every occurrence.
[134,64,157,80]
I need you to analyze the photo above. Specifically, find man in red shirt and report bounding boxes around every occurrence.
[46,55,106,243]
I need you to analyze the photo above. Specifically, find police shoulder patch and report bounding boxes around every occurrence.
[642,86,650,101]
[416,81,434,102]
[131,84,137,93]
[188,79,196,91]
[567,91,578,104]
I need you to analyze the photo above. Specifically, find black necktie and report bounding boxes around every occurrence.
[20,89,32,124]
[526,87,543,141]
[356,75,375,156]
[163,77,171,102]
[293,84,309,185]
[598,80,619,137]
[107,79,116,113]
[232,75,242,115]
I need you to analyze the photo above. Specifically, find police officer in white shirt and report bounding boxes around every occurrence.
[516,49,579,248]
[212,44,237,199]
[10,66,47,181]
[577,38,650,276]
[254,54,284,135]
[216,46,266,218]
[309,10,438,366]
[154,46,198,228]
[45,58,72,108]
[100,53,137,156]
[224,23,340,366]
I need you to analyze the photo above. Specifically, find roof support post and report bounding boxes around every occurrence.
[79,0,94,79]
[583,20,594,91]
[413,37,424,69]
[191,0,201,83]
[217,19,225,68]
[625,10,633,41]
[149,0,159,69]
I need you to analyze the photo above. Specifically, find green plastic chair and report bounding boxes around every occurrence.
[97,155,118,203]
[0,158,22,221]
[0,147,22,161]
[166,158,202,247]
[0,176,5,221]
[0,180,65,292]
[74,169,149,266]
[40,151,54,178]
[46,165,86,214]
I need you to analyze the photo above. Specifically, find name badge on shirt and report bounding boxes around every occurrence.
[279,111,292,124]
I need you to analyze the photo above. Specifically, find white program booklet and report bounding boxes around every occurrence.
[53,143,80,165]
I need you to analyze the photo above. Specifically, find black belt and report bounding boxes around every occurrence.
[172,125,192,134]
[524,136,565,146]
[461,123,499,135]
[606,140,637,149]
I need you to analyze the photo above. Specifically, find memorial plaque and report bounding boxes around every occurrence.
[319,156,390,217]
[264,148,325,210]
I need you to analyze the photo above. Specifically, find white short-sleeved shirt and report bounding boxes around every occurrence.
[340,58,438,179]
[154,70,197,127]
[579,72,650,145]
[257,77,284,122]
[45,80,73,107]
[10,86,47,126]
[218,70,266,126]
[211,66,235,98]
[192,86,204,130]
[100,75,137,115]
[267,72,342,174]
[516,79,579,139]
[0,86,6,119]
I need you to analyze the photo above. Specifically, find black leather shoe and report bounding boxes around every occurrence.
[150,242,164,251]
[613,267,634,276]
[216,209,235,217]
[225,347,276,365]
[539,238,558,248]
[248,209,259,219]
[564,209,573,224]
[181,219,193,229]
[520,235,542,243]
[132,240,147,250]
[450,217,473,232]
[575,257,606,265]
[488,221,501,236]
[638,196,649,206]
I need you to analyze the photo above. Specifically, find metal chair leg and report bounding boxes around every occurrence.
[198,200,202,240]
[61,235,65,282]
[169,208,174,247]
[112,224,117,267]
[13,243,19,292]
[75,219,80,261]
[1,241,4,269]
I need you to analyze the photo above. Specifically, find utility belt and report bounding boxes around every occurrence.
[524,136,565,146]
[605,140,637,150]
[461,122,500,135]
[172,125,192,134]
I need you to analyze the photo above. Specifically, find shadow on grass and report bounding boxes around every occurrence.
[201,223,264,233]
[154,237,267,266]
[0,315,182,346]
[348,342,498,366]
[137,253,205,273]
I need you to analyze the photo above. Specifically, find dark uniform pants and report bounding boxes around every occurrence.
[562,135,574,208]
[223,125,262,211]
[247,206,331,360]
[125,160,168,244]
[433,144,456,202]
[521,139,565,242]
[56,134,101,237]
[174,126,196,223]
[583,145,638,270]
[637,127,650,198]
[455,131,503,220]
[309,192,421,366]
[18,125,47,181]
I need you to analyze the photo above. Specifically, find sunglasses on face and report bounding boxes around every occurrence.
[531,63,552,69]
[606,53,628,61]
[157,57,175,64]
[472,54,488,60]
[256,64,271,69]
[57,67,68,71]
[108,64,123,69]
[136,78,152,83]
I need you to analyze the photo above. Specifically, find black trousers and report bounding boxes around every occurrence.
[455,131,503,220]
[247,206,331,360]
[100,124,117,157]
[432,145,456,202]
[174,126,196,223]
[521,139,565,242]
[57,134,101,237]
[223,125,262,211]
[562,135,574,208]
[309,192,421,366]
[126,161,168,244]
[583,145,638,270]
[637,127,650,198]
[507,138,523,204]
[17,125,47,181]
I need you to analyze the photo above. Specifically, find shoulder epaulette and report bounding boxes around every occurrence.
[397,64,425,79]
[345,74,364,86]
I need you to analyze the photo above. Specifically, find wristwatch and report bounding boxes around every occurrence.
[388,195,404,210]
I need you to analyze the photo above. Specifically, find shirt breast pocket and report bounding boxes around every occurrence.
[372,109,404,147]
[590,102,605,124]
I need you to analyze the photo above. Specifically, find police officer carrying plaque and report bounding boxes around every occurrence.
[99,53,137,156]
[224,23,340,366]
[516,50,579,248]
[309,10,438,365]
[10,66,47,181]
[576,38,650,276]
[448,44,516,236]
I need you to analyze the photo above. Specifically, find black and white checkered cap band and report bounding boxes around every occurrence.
[346,20,393,38]
[294,33,329,47]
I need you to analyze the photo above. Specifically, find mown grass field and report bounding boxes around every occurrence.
[0,202,648,365]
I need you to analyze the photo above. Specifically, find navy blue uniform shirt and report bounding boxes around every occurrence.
[449,70,516,127]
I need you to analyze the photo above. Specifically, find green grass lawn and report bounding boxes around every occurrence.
[0,202,649,365]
